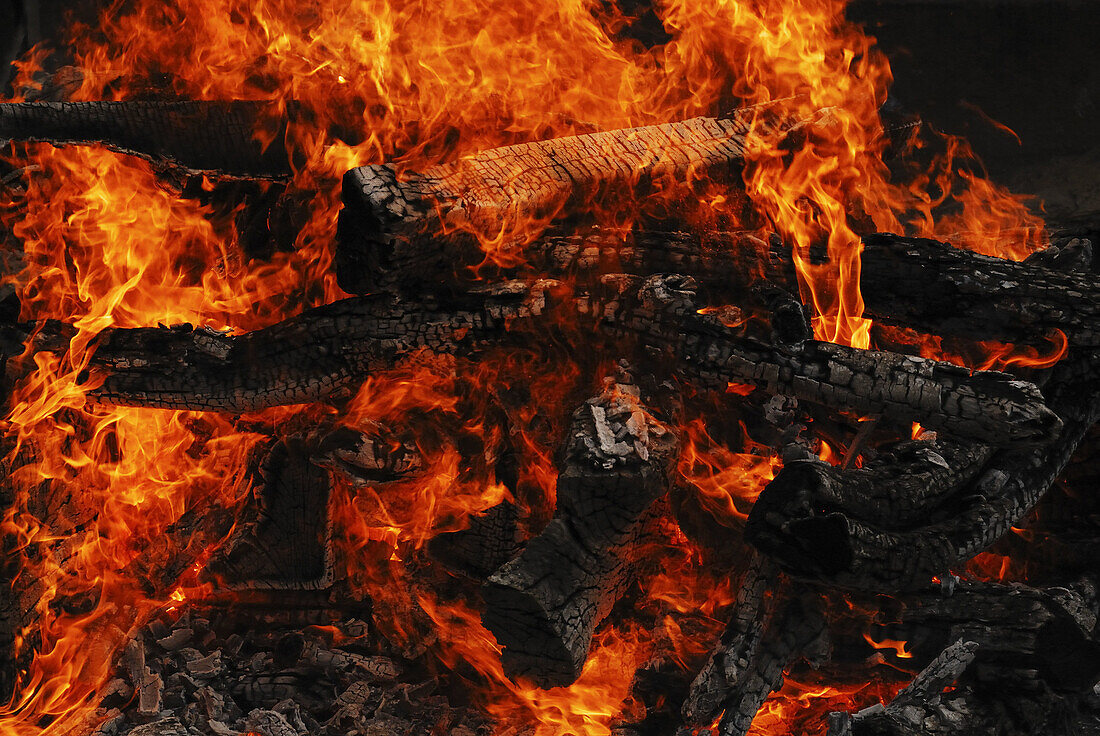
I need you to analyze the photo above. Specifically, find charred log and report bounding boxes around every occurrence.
[481,375,679,687]
[746,350,1100,591]
[0,100,292,180]
[859,233,1100,349]
[759,436,994,530]
[202,437,334,591]
[334,106,794,294]
[2,277,1059,447]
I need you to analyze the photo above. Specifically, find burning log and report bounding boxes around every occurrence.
[0,100,292,180]
[679,565,828,736]
[2,277,1059,446]
[858,233,1100,349]
[757,435,994,529]
[826,639,982,736]
[590,274,1060,447]
[746,349,1100,592]
[481,373,679,687]
[827,578,1100,736]
[202,437,334,591]
[334,106,793,294]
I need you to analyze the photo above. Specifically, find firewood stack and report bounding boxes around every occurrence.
[3,99,1100,736]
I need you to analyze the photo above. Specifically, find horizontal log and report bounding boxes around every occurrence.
[336,224,1098,354]
[2,277,1059,447]
[481,376,679,687]
[858,233,1100,349]
[587,274,1060,447]
[0,100,292,179]
[335,105,795,294]
[762,436,994,530]
[745,349,1100,591]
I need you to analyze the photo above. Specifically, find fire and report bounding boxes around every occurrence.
[0,0,1059,733]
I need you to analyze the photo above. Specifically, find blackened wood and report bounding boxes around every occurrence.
[763,437,994,529]
[859,233,1100,348]
[202,437,333,591]
[428,501,522,580]
[3,277,1058,446]
[4,280,558,412]
[0,100,292,179]
[679,588,827,736]
[334,106,790,294]
[746,349,1100,592]
[884,579,1100,693]
[587,274,1060,447]
[680,553,778,728]
[481,377,678,687]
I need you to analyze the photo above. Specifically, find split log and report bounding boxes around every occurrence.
[759,436,994,530]
[2,277,1059,446]
[0,100,292,180]
[481,375,679,687]
[745,349,1100,591]
[335,105,793,294]
[679,554,778,730]
[679,578,829,736]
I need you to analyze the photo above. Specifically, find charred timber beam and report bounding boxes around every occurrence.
[335,105,795,294]
[2,278,1059,447]
[0,100,292,180]
[746,349,1100,592]
[481,375,678,687]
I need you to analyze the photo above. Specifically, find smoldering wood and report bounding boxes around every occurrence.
[2,276,1060,446]
[0,100,292,180]
[858,233,1100,349]
[2,279,558,413]
[826,639,981,736]
[337,223,1099,357]
[481,376,679,688]
[745,349,1100,592]
[588,274,1060,447]
[679,553,778,729]
[882,579,1100,693]
[680,589,828,736]
[334,105,792,294]
[202,437,334,591]
[761,436,994,529]
[427,501,523,580]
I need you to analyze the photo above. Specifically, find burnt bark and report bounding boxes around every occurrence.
[202,437,334,591]
[2,277,1060,447]
[761,436,994,529]
[746,350,1100,592]
[481,376,679,688]
[858,233,1100,349]
[334,106,792,294]
[0,100,292,180]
